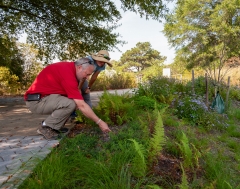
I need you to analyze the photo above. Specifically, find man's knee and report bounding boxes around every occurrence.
[66,99,76,112]
[56,96,76,113]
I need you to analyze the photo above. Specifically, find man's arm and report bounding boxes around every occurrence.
[74,99,111,132]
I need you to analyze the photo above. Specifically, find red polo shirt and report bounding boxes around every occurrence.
[24,62,83,100]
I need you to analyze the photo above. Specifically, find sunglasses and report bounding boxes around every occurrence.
[100,54,111,60]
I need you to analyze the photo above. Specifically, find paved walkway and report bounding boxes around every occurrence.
[0,89,134,189]
[0,136,59,189]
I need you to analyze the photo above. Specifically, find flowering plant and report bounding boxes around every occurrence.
[174,95,208,124]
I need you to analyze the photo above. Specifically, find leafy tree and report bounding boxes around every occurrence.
[163,0,240,87]
[120,0,169,20]
[18,43,44,88]
[0,35,43,85]
[0,35,24,80]
[119,42,166,72]
[169,49,188,76]
[0,0,169,62]
[141,59,164,81]
[0,66,19,95]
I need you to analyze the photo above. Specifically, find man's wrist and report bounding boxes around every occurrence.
[96,119,101,124]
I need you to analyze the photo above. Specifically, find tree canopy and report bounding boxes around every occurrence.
[0,36,24,80]
[163,0,240,83]
[0,0,169,62]
[118,42,166,72]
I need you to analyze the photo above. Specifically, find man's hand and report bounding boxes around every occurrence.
[98,120,111,133]
[75,99,111,133]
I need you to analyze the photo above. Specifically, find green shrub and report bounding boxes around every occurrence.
[185,76,206,96]
[135,77,181,104]
[230,87,240,101]
[0,66,20,95]
[95,91,136,125]
[132,95,167,111]
[92,71,137,91]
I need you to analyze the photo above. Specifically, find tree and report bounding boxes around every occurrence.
[18,43,44,88]
[0,35,24,80]
[0,35,43,84]
[169,50,188,76]
[119,42,166,72]
[0,0,169,62]
[163,0,240,86]
[0,66,19,95]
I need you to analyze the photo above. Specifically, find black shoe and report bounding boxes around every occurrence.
[57,127,69,133]
[42,121,69,133]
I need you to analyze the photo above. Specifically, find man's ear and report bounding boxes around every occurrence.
[77,65,82,70]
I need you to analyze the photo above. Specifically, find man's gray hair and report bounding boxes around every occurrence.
[75,58,96,70]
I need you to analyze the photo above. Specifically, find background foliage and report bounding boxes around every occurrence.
[163,0,240,85]
[0,0,169,62]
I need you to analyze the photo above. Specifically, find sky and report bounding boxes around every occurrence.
[109,7,176,64]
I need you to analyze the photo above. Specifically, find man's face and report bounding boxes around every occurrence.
[76,65,94,81]
[96,60,105,67]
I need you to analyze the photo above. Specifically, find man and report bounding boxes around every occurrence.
[79,50,112,107]
[24,58,111,140]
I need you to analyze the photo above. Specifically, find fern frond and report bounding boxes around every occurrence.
[128,139,147,177]
[116,115,123,125]
[177,163,189,189]
[138,115,151,141]
[147,185,163,189]
[191,143,202,168]
[177,132,193,169]
[148,111,166,164]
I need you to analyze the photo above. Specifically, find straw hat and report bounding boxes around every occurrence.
[91,50,112,67]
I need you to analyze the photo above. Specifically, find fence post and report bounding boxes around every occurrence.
[192,69,195,94]
[226,76,231,111]
[205,73,209,107]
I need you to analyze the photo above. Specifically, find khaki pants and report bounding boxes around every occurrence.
[26,94,76,130]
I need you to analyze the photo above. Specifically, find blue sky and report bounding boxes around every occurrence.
[109,7,176,64]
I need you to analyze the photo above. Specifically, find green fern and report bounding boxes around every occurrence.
[177,163,189,189]
[147,185,163,189]
[116,115,123,125]
[138,116,151,141]
[148,110,166,164]
[224,181,233,189]
[95,91,135,125]
[191,143,202,168]
[177,132,193,169]
[128,139,147,177]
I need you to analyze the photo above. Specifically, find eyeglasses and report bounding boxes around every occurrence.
[100,54,111,60]
[80,60,94,65]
